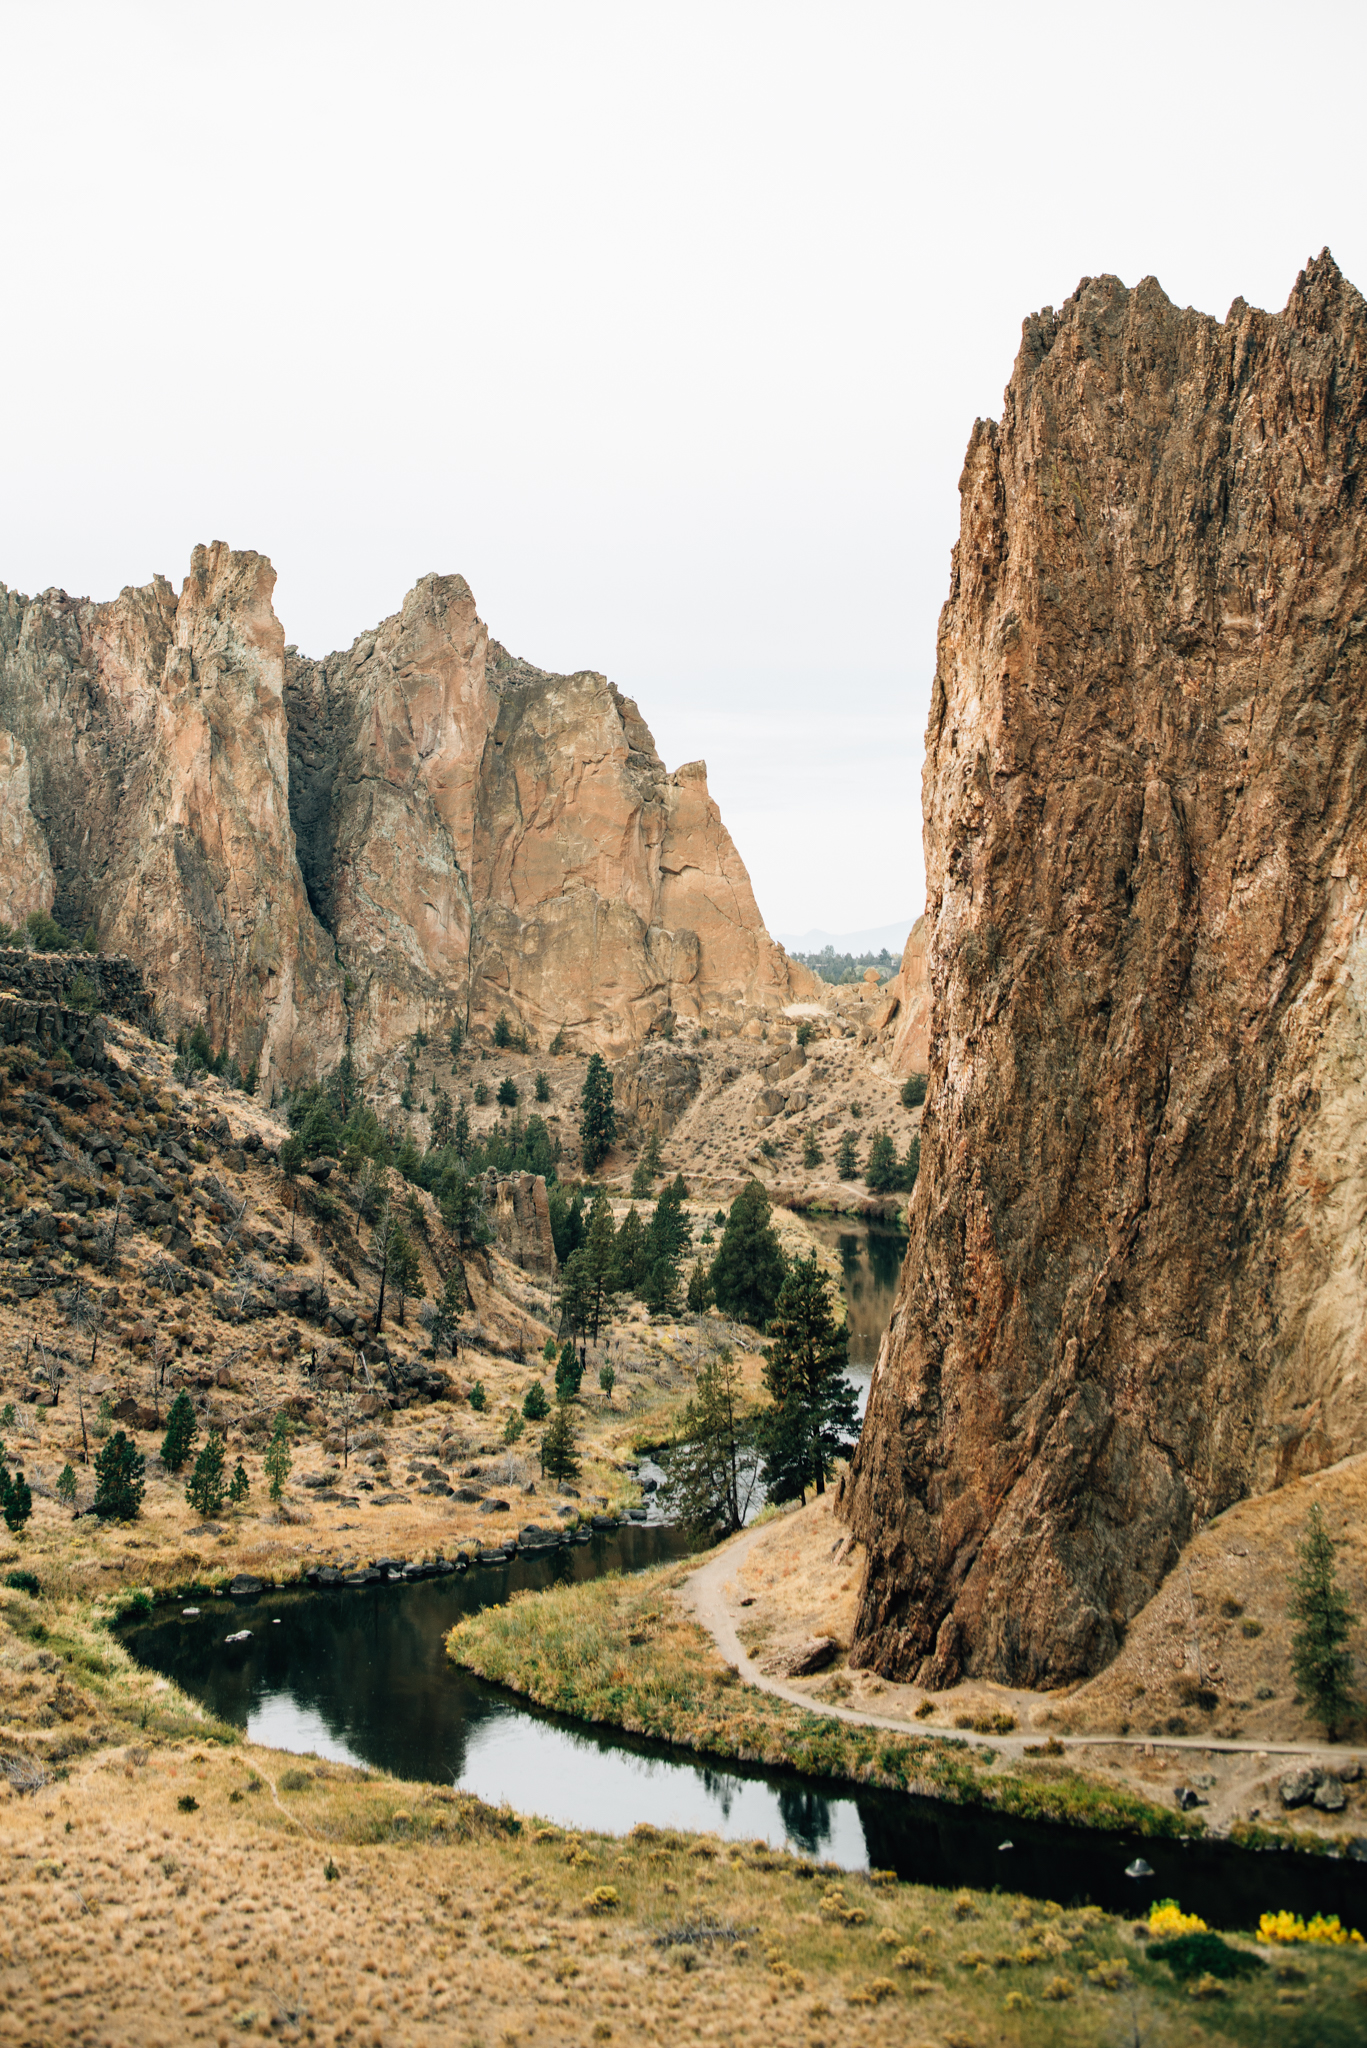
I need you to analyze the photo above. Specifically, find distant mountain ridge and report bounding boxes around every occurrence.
[776,918,916,956]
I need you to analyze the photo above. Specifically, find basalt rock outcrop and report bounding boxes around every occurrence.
[842,250,1367,1689]
[0,554,809,1091]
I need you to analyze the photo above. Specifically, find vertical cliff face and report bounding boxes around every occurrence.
[0,550,802,1083]
[0,545,346,1093]
[843,251,1367,1689]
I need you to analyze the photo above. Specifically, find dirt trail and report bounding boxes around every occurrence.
[682,1521,1367,1768]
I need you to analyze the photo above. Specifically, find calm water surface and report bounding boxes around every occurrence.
[123,1531,1367,1931]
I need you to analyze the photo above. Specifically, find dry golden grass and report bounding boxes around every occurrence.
[8,1739,1363,2048]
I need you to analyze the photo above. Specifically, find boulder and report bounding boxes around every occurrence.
[1313,1775,1348,1812]
[1279,1768,1321,1809]
[783,1636,841,1677]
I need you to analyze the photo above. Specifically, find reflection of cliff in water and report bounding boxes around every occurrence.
[804,1218,909,1368]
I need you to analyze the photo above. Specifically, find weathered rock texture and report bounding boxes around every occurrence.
[842,251,1367,1688]
[0,554,807,1090]
[481,1170,557,1278]
[870,915,930,1074]
[0,547,346,1096]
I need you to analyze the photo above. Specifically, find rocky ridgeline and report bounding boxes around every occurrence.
[0,949,157,1031]
[844,250,1367,1690]
[0,553,814,1097]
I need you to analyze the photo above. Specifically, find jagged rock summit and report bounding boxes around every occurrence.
[0,552,809,1091]
[842,250,1367,1689]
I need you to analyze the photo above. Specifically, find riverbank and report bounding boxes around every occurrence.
[445,1555,1194,1841]
[16,1740,1359,2048]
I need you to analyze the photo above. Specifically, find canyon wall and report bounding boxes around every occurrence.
[842,250,1367,1688]
[0,555,804,1089]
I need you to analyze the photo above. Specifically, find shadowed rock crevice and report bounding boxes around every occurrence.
[841,249,1367,1691]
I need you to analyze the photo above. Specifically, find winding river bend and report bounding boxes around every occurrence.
[123,1531,1367,1932]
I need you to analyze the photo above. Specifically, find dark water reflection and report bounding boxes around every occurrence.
[123,1538,1367,1929]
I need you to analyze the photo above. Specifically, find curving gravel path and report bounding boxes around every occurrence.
[681,1523,1367,1767]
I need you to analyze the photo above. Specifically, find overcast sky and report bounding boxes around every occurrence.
[2,1,1364,937]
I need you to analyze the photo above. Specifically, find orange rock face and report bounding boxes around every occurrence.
[0,552,804,1089]
[843,251,1367,1688]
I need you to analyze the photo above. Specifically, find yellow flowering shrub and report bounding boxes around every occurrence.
[1256,1911,1364,1946]
[1148,1900,1208,1936]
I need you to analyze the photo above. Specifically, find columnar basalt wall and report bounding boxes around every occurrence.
[841,251,1367,1689]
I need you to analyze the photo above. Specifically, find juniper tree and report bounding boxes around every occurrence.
[94,1430,145,1521]
[900,1073,927,1109]
[263,1413,293,1503]
[540,1401,581,1486]
[599,1359,616,1403]
[1289,1503,1359,1740]
[534,1070,551,1103]
[661,1349,756,1538]
[523,1380,550,1422]
[558,1247,592,1344]
[758,1252,860,1503]
[0,1454,32,1535]
[802,1130,822,1170]
[228,1459,250,1505]
[555,1341,583,1402]
[612,1204,648,1295]
[453,1097,472,1157]
[836,1129,859,1180]
[492,1012,513,1049]
[56,1463,77,1507]
[160,1389,199,1473]
[864,1128,898,1192]
[582,1193,619,1341]
[186,1432,228,1519]
[710,1178,786,1329]
[579,1053,616,1172]
[469,1379,487,1412]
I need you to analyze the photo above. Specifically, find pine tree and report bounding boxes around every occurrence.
[558,1247,593,1342]
[186,1432,228,1518]
[583,1193,619,1341]
[802,1130,822,1170]
[612,1204,647,1295]
[865,1128,898,1192]
[160,1389,199,1473]
[503,1409,525,1444]
[660,1349,756,1537]
[540,1401,581,1486]
[631,1127,662,1196]
[497,1075,519,1108]
[228,1459,250,1505]
[94,1430,146,1521]
[836,1129,859,1180]
[579,1053,616,1172]
[523,1380,550,1421]
[441,1165,491,1250]
[56,1462,77,1507]
[430,1089,454,1148]
[492,1012,513,1048]
[1289,1503,1359,1740]
[899,1133,920,1192]
[389,1225,425,1326]
[0,1458,32,1534]
[710,1179,786,1329]
[432,1261,468,1355]
[264,1413,292,1503]
[534,1070,551,1103]
[759,1253,860,1502]
[642,1175,692,1314]
[685,1258,713,1313]
[469,1379,487,1411]
[453,1098,472,1157]
[599,1360,616,1402]
[555,1341,584,1402]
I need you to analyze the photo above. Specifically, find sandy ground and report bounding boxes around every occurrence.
[683,1490,1367,1846]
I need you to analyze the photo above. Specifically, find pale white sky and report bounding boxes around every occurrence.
[2,1,1363,934]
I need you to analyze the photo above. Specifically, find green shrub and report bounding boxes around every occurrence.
[900,1073,927,1109]
[1147,1932,1264,1981]
[3,1569,39,1597]
[468,1380,487,1412]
